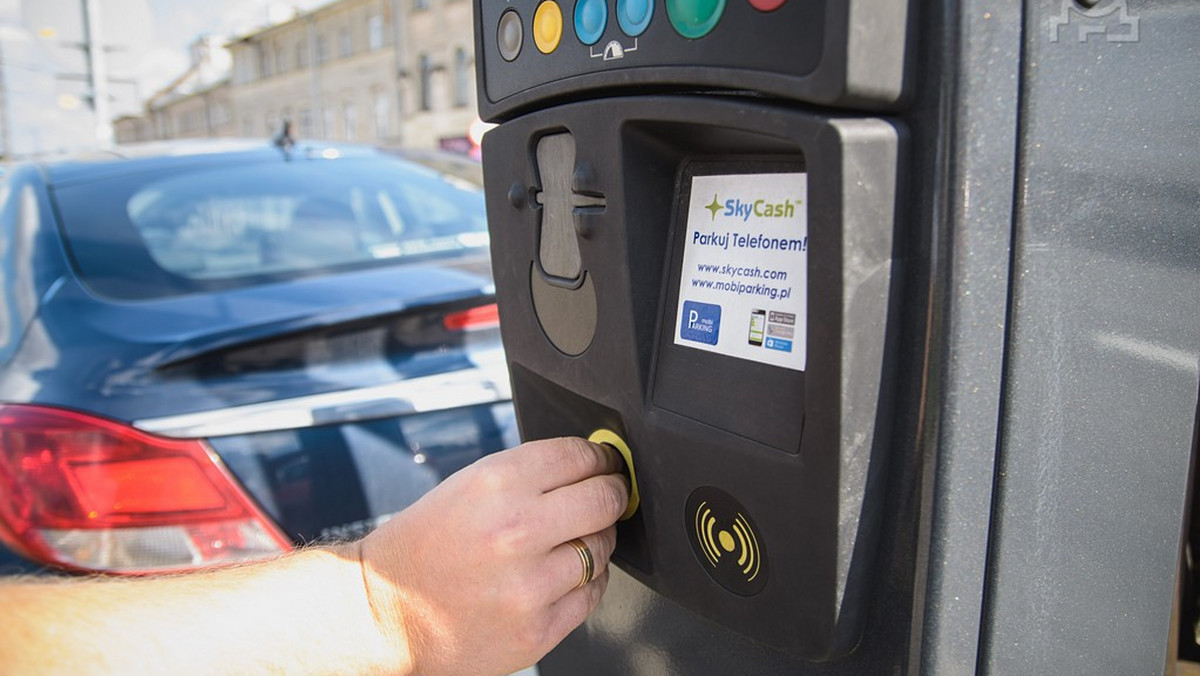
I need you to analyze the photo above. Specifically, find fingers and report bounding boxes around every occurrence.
[544,568,610,648]
[540,473,629,544]
[546,527,616,600]
[513,437,625,494]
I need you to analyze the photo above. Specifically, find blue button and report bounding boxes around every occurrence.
[574,0,608,45]
[617,0,653,36]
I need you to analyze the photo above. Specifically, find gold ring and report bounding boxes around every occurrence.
[567,538,595,589]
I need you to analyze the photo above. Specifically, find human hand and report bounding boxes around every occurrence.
[357,437,629,676]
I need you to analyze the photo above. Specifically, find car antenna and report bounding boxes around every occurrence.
[272,118,295,160]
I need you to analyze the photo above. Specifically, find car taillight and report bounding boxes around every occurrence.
[0,404,291,574]
[443,302,500,331]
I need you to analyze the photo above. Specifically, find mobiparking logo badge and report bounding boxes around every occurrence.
[680,300,721,346]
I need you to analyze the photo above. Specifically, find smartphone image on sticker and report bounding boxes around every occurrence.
[748,309,766,346]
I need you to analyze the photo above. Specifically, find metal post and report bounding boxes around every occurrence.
[307,15,323,139]
[391,0,405,146]
[81,0,113,148]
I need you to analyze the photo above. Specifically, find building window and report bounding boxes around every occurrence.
[242,116,255,137]
[368,14,384,50]
[236,51,254,84]
[295,39,308,68]
[414,0,429,11]
[323,106,337,139]
[274,43,287,73]
[374,93,389,140]
[344,102,357,141]
[453,47,470,108]
[418,53,433,111]
[316,34,329,64]
[260,46,273,78]
[210,102,230,129]
[299,108,314,138]
[338,27,352,58]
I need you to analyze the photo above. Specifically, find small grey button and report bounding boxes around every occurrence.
[498,10,523,62]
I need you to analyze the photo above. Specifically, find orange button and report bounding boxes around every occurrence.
[534,1,564,54]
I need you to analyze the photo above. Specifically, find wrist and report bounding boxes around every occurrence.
[334,541,416,676]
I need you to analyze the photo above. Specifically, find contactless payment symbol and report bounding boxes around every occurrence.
[686,486,768,596]
[680,300,721,346]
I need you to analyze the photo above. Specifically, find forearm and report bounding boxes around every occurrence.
[0,438,627,676]
[0,544,409,676]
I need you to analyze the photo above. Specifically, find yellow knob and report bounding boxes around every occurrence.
[589,428,639,521]
[533,1,563,54]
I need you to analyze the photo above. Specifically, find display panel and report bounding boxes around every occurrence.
[653,160,806,453]
[672,171,808,371]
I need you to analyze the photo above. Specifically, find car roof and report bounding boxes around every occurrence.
[36,139,383,188]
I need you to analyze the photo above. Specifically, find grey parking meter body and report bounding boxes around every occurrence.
[474,0,1200,673]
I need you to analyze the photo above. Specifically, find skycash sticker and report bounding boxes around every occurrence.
[673,172,807,371]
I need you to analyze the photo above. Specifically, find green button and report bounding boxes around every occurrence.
[666,0,725,38]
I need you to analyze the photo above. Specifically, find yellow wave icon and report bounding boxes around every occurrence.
[694,500,763,583]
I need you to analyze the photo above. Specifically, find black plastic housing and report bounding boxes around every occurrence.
[482,95,901,658]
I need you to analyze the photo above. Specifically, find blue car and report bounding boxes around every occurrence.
[0,141,517,574]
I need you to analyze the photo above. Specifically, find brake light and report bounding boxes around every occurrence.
[0,404,291,574]
[443,302,500,331]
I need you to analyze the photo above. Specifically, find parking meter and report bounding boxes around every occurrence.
[474,0,909,662]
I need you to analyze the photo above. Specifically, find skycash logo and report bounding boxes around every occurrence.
[704,193,801,222]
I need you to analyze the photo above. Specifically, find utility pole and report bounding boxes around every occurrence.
[81,0,113,148]
[391,0,406,146]
[307,15,324,140]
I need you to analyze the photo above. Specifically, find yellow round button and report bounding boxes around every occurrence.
[589,428,639,521]
[533,1,563,54]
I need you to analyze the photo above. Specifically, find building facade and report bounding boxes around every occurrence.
[397,0,477,152]
[116,0,478,151]
[115,37,235,144]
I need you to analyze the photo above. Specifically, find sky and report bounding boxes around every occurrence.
[0,0,327,157]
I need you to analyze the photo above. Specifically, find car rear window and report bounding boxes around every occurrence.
[52,154,489,300]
